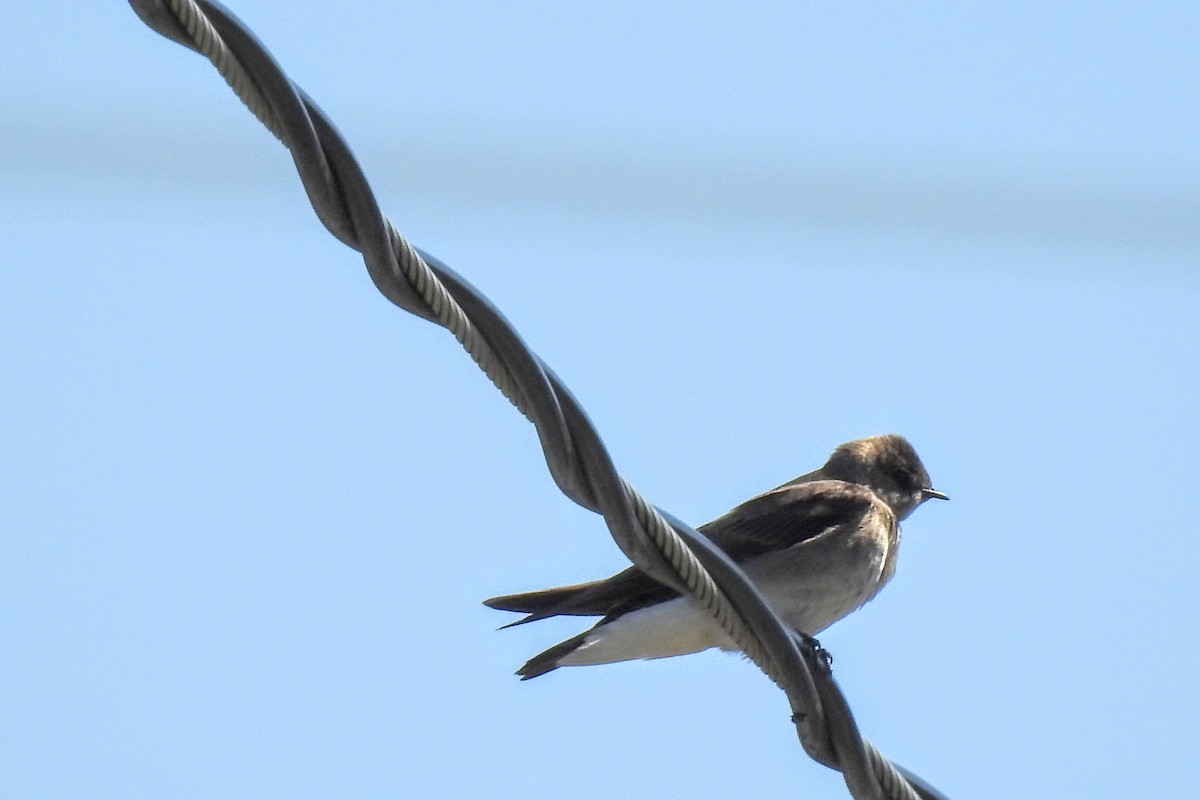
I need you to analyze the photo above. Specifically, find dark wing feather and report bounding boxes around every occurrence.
[700,479,878,562]
[500,480,879,621]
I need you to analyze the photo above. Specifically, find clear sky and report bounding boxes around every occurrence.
[3,2,1198,798]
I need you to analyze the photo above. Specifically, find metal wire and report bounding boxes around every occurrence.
[127,2,953,798]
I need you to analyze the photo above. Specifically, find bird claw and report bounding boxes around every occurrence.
[795,630,821,649]
[793,630,833,671]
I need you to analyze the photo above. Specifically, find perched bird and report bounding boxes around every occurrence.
[485,434,947,679]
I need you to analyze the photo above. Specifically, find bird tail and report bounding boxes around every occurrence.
[516,631,591,680]
[483,580,606,627]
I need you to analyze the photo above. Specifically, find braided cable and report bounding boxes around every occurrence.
[142,0,755,679]
[163,0,285,142]
[127,2,953,798]
[869,745,922,800]
[385,220,530,416]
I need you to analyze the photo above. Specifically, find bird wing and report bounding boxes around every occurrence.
[499,480,883,622]
[702,479,881,562]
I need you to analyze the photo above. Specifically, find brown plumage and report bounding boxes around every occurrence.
[486,434,946,679]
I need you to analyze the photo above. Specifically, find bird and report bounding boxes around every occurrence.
[485,434,947,679]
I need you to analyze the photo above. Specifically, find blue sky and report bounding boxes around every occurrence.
[3,2,1198,798]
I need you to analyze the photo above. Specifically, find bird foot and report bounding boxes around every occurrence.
[793,630,833,670]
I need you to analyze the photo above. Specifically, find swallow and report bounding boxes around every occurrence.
[486,434,946,679]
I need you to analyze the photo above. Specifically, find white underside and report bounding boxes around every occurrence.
[557,596,738,666]
[553,538,891,668]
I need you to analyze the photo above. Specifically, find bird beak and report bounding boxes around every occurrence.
[922,488,950,502]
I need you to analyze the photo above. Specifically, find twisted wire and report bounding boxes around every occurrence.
[384,220,530,416]
[144,0,755,687]
[869,745,923,800]
[163,0,284,142]
[127,2,952,798]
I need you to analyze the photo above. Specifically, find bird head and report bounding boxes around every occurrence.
[822,434,947,520]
